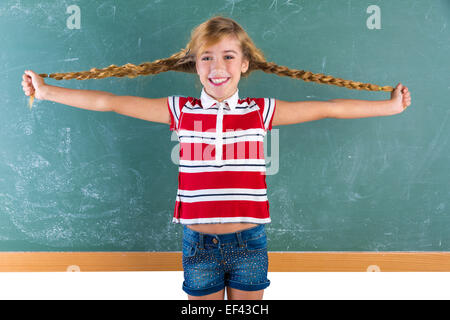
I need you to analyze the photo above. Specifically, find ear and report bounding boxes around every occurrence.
[241,58,249,74]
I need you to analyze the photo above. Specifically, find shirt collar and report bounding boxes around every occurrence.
[200,87,239,111]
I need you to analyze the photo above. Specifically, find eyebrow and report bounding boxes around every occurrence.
[201,50,238,55]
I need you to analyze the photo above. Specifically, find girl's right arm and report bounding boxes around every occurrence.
[21,70,170,125]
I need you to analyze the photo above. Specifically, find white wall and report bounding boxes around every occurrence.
[1,272,449,299]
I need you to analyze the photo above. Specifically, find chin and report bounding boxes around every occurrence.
[209,83,236,93]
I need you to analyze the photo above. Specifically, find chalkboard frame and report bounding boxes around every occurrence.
[1,252,450,272]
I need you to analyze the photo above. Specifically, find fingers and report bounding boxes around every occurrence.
[23,88,35,96]
[396,83,411,99]
[24,70,37,82]
[396,83,410,94]
[402,86,410,99]
[399,84,411,109]
[22,73,32,84]
[22,81,33,95]
[22,71,35,96]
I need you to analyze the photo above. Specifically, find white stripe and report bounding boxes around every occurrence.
[179,128,265,138]
[173,217,271,224]
[177,194,268,203]
[178,129,265,145]
[263,98,270,129]
[263,98,275,130]
[220,135,264,144]
[177,188,268,203]
[168,96,181,128]
[179,135,264,144]
[179,165,266,173]
[178,129,218,138]
[178,188,267,196]
[180,159,266,166]
[179,136,215,144]
[216,102,224,162]
[222,128,265,138]
[179,158,266,173]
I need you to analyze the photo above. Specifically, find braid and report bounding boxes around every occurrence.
[28,48,197,108]
[36,48,196,80]
[252,61,393,92]
[35,53,392,93]
[36,57,392,92]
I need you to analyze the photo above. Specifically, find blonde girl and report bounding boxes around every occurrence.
[21,16,411,300]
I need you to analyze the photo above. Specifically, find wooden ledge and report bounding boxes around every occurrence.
[1,252,450,272]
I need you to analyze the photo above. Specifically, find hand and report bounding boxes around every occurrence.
[390,83,411,114]
[21,70,47,100]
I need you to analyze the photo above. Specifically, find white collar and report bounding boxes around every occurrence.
[200,87,239,111]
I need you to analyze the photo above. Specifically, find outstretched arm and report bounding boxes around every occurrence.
[22,70,170,124]
[272,83,411,126]
[328,83,411,119]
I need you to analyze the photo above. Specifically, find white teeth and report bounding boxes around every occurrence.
[210,78,228,84]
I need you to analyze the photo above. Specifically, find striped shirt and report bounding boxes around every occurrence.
[167,87,276,225]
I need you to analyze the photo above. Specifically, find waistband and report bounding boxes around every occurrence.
[182,224,265,248]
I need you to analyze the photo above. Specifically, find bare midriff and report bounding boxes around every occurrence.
[186,223,258,234]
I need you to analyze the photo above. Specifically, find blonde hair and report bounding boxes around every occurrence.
[36,16,393,92]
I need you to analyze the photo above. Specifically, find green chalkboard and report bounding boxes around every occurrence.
[1,0,449,251]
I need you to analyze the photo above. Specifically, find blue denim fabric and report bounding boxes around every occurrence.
[182,224,270,296]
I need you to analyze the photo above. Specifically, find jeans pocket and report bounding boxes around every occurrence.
[182,240,198,258]
[245,233,267,252]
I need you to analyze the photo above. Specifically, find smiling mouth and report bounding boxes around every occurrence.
[209,77,230,86]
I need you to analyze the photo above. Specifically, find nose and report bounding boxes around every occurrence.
[211,57,225,70]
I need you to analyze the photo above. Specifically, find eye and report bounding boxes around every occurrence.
[201,56,211,61]
[224,55,234,60]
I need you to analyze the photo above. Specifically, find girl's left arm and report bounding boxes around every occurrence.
[272,83,411,126]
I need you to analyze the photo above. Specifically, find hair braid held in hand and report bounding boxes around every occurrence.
[36,16,393,92]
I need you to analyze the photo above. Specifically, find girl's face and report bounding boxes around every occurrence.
[196,35,249,102]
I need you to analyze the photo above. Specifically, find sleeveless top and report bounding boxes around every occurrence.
[167,88,276,224]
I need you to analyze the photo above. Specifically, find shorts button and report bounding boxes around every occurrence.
[212,238,218,244]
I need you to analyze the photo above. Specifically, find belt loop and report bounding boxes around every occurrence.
[236,231,244,247]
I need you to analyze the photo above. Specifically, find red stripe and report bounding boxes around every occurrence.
[179,113,217,132]
[222,112,262,131]
[179,110,263,132]
[175,200,270,220]
[178,171,267,190]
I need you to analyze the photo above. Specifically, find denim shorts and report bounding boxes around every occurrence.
[182,224,270,296]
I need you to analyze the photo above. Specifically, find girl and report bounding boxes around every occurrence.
[21,16,411,300]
